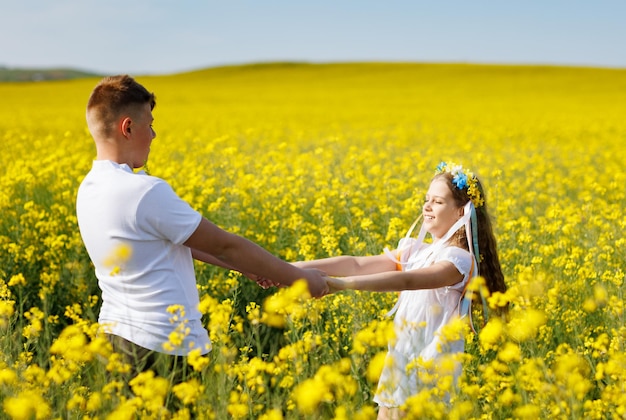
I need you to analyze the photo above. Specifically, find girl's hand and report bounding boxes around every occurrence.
[249,274,281,289]
[326,277,350,294]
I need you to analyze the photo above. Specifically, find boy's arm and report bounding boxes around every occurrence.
[191,248,279,288]
[328,261,464,292]
[292,254,397,277]
[184,218,328,297]
[191,248,237,270]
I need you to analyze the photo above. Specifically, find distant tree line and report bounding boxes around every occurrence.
[0,67,101,82]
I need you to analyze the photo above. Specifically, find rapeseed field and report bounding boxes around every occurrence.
[1,62,625,419]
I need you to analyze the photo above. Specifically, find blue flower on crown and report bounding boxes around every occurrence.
[452,172,468,189]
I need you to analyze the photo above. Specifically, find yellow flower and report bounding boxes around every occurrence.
[292,358,357,415]
[187,348,210,372]
[47,357,74,384]
[553,351,592,400]
[360,217,373,230]
[258,408,284,420]
[129,370,170,413]
[246,301,262,325]
[103,243,133,275]
[227,391,250,419]
[163,304,191,352]
[86,392,103,412]
[367,351,387,383]
[167,304,187,319]
[105,399,141,420]
[498,341,522,363]
[103,243,133,266]
[22,307,44,339]
[102,380,125,395]
[594,283,608,306]
[49,324,92,363]
[498,388,522,407]
[105,352,132,375]
[7,273,26,287]
[352,319,394,355]
[22,363,46,386]
[3,390,51,420]
[0,367,17,385]
[354,406,377,420]
[514,404,541,419]
[479,317,504,351]
[172,378,205,405]
[507,308,547,342]
[66,393,86,411]
[439,317,467,345]
[88,335,113,359]
[293,378,329,414]
[261,279,311,328]
[198,294,218,315]
[0,300,15,328]
[582,298,597,313]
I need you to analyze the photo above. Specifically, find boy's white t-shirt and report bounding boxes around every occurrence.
[76,160,211,355]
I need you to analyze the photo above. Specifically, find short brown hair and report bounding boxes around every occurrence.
[86,75,156,137]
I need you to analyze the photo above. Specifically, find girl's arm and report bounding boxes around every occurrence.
[292,254,397,277]
[328,260,464,292]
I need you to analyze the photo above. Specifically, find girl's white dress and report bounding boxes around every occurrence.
[373,238,472,407]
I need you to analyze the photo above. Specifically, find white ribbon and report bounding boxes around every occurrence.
[385,201,477,267]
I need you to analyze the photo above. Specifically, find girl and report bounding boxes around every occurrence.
[294,162,506,419]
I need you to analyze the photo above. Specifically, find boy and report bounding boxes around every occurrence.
[76,75,328,376]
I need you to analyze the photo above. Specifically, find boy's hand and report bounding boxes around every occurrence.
[300,268,330,298]
[249,271,328,296]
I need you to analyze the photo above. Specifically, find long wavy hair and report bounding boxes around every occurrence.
[433,172,507,295]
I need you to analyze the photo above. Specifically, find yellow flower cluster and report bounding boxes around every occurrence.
[260,279,312,328]
[0,62,625,418]
[292,358,357,415]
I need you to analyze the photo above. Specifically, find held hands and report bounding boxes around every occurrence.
[300,268,330,298]
[251,275,281,289]
[251,273,351,296]
[250,269,330,298]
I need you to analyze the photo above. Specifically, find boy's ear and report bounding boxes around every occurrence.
[120,117,132,138]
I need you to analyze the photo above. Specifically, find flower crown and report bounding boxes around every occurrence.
[435,162,484,208]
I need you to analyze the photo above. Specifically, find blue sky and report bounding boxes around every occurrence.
[1,0,624,75]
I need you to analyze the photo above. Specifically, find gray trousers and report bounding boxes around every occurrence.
[105,334,193,383]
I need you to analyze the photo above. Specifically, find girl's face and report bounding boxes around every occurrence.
[423,179,464,241]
